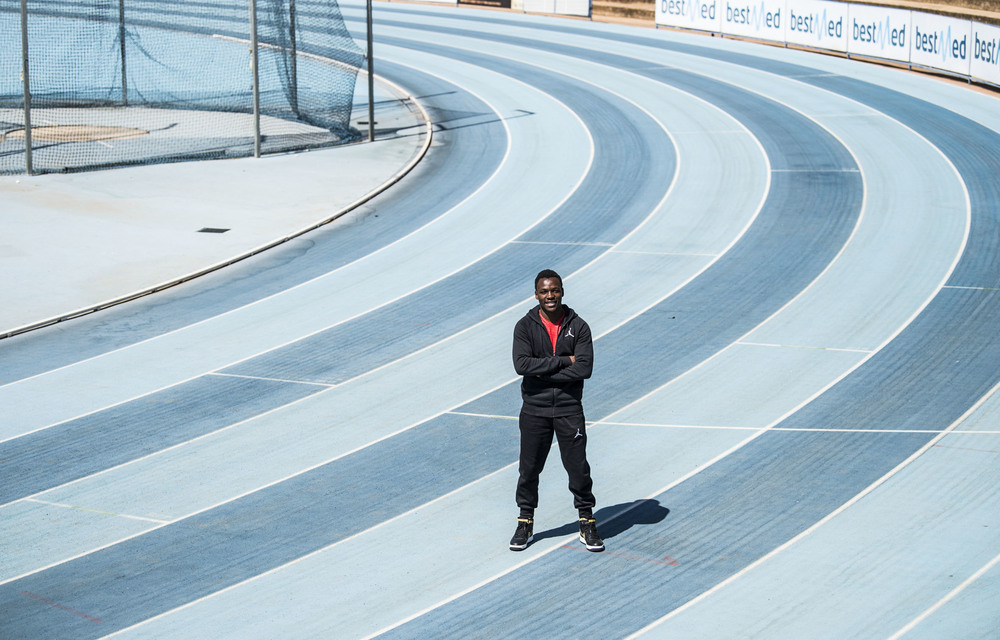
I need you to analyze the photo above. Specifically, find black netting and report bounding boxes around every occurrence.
[0,0,364,174]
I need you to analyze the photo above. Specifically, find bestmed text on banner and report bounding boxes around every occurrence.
[656,0,722,33]
[910,13,972,76]
[722,0,785,42]
[847,3,910,63]
[970,21,1000,85]
[784,0,848,53]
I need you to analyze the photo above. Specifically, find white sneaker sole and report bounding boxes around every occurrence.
[509,535,533,551]
[580,535,604,552]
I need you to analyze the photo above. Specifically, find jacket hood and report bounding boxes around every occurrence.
[525,304,577,326]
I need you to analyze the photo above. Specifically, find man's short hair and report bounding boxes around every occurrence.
[534,269,562,290]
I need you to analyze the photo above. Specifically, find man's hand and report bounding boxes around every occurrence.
[569,355,576,364]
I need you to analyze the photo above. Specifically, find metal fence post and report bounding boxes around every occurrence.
[289,0,299,115]
[366,0,374,142]
[20,0,33,175]
[119,0,128,105]
[249,0,261,157]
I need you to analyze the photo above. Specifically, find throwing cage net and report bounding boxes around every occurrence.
[1,0,365,174]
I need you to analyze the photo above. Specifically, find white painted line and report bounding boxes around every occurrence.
[447,411,518,421]
[602,421,1000,435]
[737,341,872,353]
[509,240,614,246]
[207,372,334,388]
[611,249,719,257]
[887,550,1000,640]
[24,498,170,525]
[942,285,1000,291]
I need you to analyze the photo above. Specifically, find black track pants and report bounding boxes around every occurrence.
[516,411,595,518]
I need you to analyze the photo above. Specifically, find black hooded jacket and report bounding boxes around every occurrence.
[512,304,594,417]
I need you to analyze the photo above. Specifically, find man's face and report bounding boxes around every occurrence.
[535,278,564,315]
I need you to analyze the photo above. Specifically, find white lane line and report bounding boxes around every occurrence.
[612,249,719,257]
[887,550,1000,640]
[738,341,873,353]
[207,372,334,388]
[771,168,861,172]
[23,499,170,525]
[943,285,1000,291]
[603,421,1000,435]
[450,413,1000,434]
[510,240,614,246]
[448,411,518,421]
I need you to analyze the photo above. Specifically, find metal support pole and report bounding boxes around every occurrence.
[119,0,127,105]
[249,0,261,157]
[366,0,374,142]
[19,0,32,175]
[289,0,298,115]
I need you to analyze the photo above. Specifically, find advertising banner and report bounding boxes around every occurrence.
[555,0,591,16]
[652,0,997,87]
[971,21,1000,86]
[655,0,723,33]
[721,0,786,42]
[784,0,848,53]
[846,4,910,63]
[910,12,973,76]
[524,0,590,16]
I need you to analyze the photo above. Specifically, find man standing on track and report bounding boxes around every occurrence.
[509,269,603,552]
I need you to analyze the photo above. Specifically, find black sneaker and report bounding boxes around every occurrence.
[509,518,533,551]
[579,517,604,552]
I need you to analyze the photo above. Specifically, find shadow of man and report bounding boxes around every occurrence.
[532,499,670,544]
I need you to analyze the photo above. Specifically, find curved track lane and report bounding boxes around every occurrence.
[1,2,998,638]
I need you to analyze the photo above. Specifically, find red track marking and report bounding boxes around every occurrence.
[21,591,103,623]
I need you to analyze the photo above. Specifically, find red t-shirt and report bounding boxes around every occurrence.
[538,310,564,355]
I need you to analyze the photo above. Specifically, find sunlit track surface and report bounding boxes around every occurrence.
[2,1,999,638]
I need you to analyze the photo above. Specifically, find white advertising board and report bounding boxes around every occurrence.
[846,3,910,63]
[523,0,556,12]
[784,0,848,53]
[910,12,973,76]
[970,21,1000,85]
[655,0,723,33]
[524,0,589,16]
[721,0,786,42]
[555,0,590,17]
[652,0,999,87]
